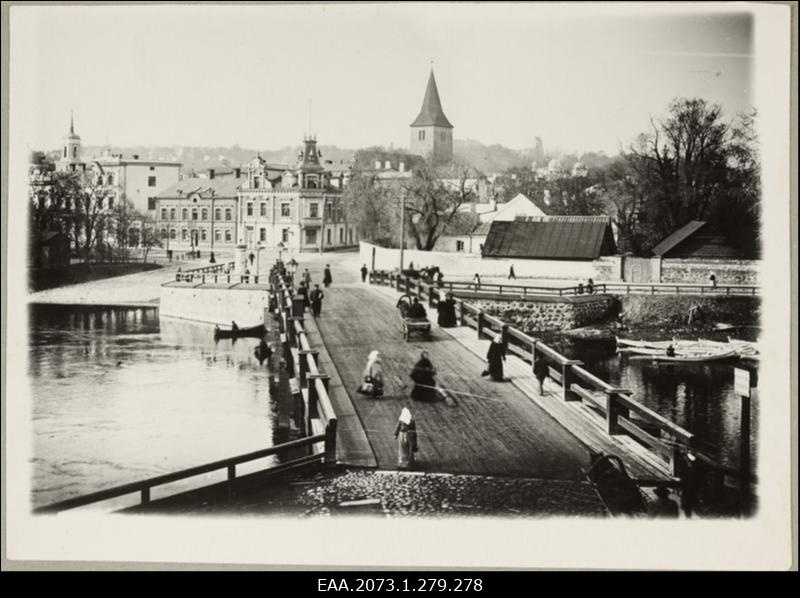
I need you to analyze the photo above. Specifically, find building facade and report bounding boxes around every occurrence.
[91,151,182,214]
[237,136,356,253]
[410,69,454,165]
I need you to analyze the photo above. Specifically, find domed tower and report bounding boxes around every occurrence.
[58,112,84,172]
[410,69,453,165]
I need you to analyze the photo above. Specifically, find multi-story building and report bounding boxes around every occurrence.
[237,136,357,253]
[90,150,181,214]
[153,173,244,253]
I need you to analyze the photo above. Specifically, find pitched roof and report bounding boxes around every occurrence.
[650,220,708,256]
[471,221,493,235]
[410,70,453,128]
[482,218,617,259]
[155,176,243,199]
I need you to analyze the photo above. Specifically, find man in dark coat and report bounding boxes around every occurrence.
[323,265,332,287]
[310,284,324,317]
[407,297,427,319]
[410,351,438,402]
[296,282,310,309]
[486,334,506,382]
[437,293,457,328]
[360,264,368,283]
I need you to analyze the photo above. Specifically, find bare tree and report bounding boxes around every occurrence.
[73,175,115,263]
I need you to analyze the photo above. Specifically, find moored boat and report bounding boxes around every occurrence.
[213,323,266,340]
[651,350,738,363]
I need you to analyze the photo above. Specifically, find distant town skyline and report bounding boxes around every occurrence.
[12,4,753,156]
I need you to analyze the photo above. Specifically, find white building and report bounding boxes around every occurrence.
[91,151,182,213]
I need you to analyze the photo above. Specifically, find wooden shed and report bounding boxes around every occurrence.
[651,221,741,259]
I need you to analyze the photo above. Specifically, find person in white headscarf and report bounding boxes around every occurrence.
[393,407,418,469]
[360,350,384,398]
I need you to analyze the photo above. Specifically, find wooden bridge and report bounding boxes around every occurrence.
[36,261,753,515]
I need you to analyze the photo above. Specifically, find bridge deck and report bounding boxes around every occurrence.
[306,281,592,480]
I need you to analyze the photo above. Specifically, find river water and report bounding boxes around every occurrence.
[549,337,759,472]
[28,304,276,509]
[28,304,757,510]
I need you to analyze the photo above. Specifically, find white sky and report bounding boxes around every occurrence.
[11,3,754,155]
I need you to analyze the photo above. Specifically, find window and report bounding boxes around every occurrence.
[160,228,167,239]
[327,229,332,245]
[201,208,208,220]
[224,208,232,221]
[325,203,332,220]
[182,208,188,220]
[201,229,207,241]
[97,175,104,185]
[418,130,425,141]
[148,176,157,187]
[73,146,77,158]
[107,197,114,210]
[107,174,114,185]
[307,177,317,189]
[225,230,232,242]
[456,240,465,252]
[253,176,260,189]
[260,228,267,242]
[182,229,188,241]
[339,228,344,243]
[260,202,267,217]
[309,203,319,218]
[170,208,176,220]
[161,208,167,220]
[215,230,221,241]
[170,229,176,240]
[281,203,290,217]
[336,207,343,221]
[192,209,198,221]
[215,208,221,221]
[63,147,67,158]
[282,229,289,243]
[247,202,253,216]
[149,166,155,171]
[306,229,317,244]
[349,230,353,243]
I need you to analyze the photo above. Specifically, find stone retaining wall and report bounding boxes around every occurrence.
[471,296,618,332]
[660,259,760,285]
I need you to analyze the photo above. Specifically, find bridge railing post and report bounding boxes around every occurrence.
[298,349,318,385]
[428,285,436,309]
[458,301,465,326]
[404,277,411,296]
[561,360,584,401]
[604,388,631,435]
[324,418,337,465]
[476,310,484,339]
[500,323,509,347]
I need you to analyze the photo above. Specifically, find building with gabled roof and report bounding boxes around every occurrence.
[482,216,617,260]
[650,220,741,259]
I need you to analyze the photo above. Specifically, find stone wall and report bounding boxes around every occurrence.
[160,284,270,327]
[660,259,760,285]
[471,296,618,332]
[594,256,623,281]
[619,294,760,328]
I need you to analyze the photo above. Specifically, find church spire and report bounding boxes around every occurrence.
[70,110,74,135]
[410,69,453,129]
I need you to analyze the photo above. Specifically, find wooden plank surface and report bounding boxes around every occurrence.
[307,280,591,480]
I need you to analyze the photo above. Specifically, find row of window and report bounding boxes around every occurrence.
[159,228,234,242]
[160,207,234,221]
[242,201,343,220]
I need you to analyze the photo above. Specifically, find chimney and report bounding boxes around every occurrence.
[374,160,381,170]
[132,154,140,160]
[399,162,405,173]
[384,160,391,170]
[234,167,241,178]
[208,168,215,180]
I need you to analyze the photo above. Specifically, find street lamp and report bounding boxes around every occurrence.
[276,241,286,264]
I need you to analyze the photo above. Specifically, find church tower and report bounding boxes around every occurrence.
[57,112,84,172]
[410,69,453,165]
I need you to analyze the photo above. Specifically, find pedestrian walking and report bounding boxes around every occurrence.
[248,252,255,267]
[393,407,418,470]
[485,333,506,382]
[473,273,481,290]
[410,351,438,402]
[296,281,309,310]
[302,268,312,287]
[360,264,369,283]
[357,350,384,399]
[310,284,325,317]
[709,273,717,288]
[436,270,444,288]
[533,357,548,395]
[508,265,516,280]
[436,292,457,328]
[323,264,332,287]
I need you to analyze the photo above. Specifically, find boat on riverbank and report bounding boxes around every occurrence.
[213,323,266,340]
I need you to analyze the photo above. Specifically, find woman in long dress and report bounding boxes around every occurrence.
[486,334,506,382]
[436,293,457,327]
[410,351,437,401]
[323,265,332,287]
[393,407,418,469]
[361,350,384,399]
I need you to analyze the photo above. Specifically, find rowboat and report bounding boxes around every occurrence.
[213,323,266,340]
[651,350,738,363]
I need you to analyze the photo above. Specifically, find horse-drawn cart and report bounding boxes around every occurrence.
[396,295,432,342]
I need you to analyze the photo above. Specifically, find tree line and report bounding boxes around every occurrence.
[344,97,761,258]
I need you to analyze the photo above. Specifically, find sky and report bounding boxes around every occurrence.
[11,3,755,155]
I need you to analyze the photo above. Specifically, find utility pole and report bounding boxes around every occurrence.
[399,196,405,272]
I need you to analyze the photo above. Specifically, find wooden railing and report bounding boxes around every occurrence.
[369,271,697,478]
[368,270,759,298]
[272,272,338,464]
[173,262,271,284]
[35,435,326,513]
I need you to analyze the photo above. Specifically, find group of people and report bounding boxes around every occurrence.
[577,278,595,295]
[293,265,333,317]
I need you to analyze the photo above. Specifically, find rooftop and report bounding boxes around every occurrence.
[410,69,453,129]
